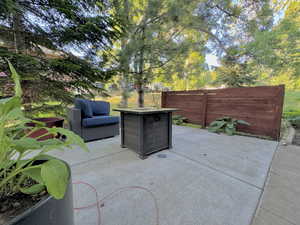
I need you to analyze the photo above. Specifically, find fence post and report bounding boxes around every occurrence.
[275,85,285,140]
[161,92,167,108]
[202,92,208,127]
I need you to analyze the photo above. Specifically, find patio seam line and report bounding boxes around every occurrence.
[259,207,297,225]
[69,149,129,168]
[169,150,263,190]
[249,142,281,225]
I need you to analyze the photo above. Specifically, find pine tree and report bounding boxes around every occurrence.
[0,0,122,115]
[111,0,209,107]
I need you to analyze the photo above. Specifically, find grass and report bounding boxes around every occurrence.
[99,89,300,117]
[283,90,300,119]
[35,89,300,121]
[96,92,161,116]
[181,123,202,129]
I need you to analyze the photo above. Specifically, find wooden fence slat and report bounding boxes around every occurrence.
[162,85,285,140]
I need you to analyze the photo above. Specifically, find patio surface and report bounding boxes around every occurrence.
[252,144,300,225]
[51,126,278,225]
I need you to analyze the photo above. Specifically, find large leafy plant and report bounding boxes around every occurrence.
[172,115,187,125]
[208,117,250,135]
[0,62,87,200]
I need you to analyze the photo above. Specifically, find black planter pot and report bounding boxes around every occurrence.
[6,167,74,225]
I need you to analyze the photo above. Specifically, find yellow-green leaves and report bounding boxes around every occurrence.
[0,62,87,200]
[13,138,42,153]
[47,127,88,152]
[20,184,45,195]
[41,159,69,199]
[7,60,22,98]
[22,167,44,184]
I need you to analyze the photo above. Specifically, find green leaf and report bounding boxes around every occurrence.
[8,60,22,97]
[217,117,231,121]
[225,127,234,135]
[0,97,23,119]
[39,138,64,147]
[13,137,42,153]
[20,184,45,195]
[208,127,219,133]
[227,123,234,129]
[41,159,69,199]
[210,121,226,129]
[237,120,250,126]
[47,127,88,151]
[22,167,44,184]
[34,154,58,161]
[16,159,32,169]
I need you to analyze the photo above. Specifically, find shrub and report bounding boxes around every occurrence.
[283,109,300,119]
[172,115,187,125]
[208,117,250,135]
[288,116,300,129]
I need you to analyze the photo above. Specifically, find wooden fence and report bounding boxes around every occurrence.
[161,85,285,140]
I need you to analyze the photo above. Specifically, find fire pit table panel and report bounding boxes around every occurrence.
[113,108,178,159]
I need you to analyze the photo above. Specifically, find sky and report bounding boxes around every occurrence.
[204,2,286,69]
[205,53,220,67]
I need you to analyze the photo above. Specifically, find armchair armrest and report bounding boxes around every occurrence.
[68,108,82,136]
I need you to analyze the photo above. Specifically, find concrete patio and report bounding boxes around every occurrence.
[252,144,300,225]
[51,126,278,225]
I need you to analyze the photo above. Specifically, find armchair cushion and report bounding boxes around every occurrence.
[74,98,93,118]
[82,116,119,128]
[90,101,110,116]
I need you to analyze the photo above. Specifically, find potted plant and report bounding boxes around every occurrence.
[0,62,88,225]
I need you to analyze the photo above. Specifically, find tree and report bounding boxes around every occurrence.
[0,0,122,115]
[211,0,299,89]
[154,50,212,90]
[111,0,212,107]
[214,47,258,87]
[204,0,276,87]
[244,1,300,82]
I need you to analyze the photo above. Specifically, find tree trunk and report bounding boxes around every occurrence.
[119,0,130,108]
[136,82,144,108]
[136,25,146,108]
[119,78,130,107]
[12,11,25,53]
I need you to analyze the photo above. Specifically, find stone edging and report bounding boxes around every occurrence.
[281,121,296,146]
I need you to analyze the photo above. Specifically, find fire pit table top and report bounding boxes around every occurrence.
[113,107,178,114]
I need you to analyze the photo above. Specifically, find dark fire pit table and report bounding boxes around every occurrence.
[113,108,178,159]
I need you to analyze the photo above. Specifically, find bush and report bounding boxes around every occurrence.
[283,109,300,119]
[208,117,250,135]
[287,116,300,128]
[172,115,187,125]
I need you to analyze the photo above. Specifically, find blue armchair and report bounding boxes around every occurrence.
[68,99,119,142]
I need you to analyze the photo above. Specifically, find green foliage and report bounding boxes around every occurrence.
[208,117,250,135]
[0,62,87,200]
[172,115,187,125]
[111,0,214,106]
[0,0,122,115]
[284,91,300,114]
[287,116,300,128]
[215,62,258,87]
[181,123,202,129]
[283,109,300,119]
[239,1,300,85]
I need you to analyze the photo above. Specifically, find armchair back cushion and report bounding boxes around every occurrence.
[74,98,93,118]
[90,101,110,116]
